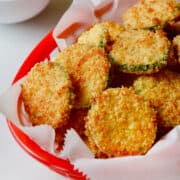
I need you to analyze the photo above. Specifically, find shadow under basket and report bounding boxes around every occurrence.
[7,31,86,180]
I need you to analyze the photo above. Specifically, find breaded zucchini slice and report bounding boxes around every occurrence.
[97,21,125,42]
[77,22,109,48]
[21,61,74,128]
[54,44,110,108]
[85,87,157,157]
[133,70,180,133]
[77,21,125,48]
[122,0,180,30]
[109,30,170,74]
[173,35,180,63]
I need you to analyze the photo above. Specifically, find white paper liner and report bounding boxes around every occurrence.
[1,0,180,179]
[61,129,94,161]
[53,0,136,50]
[72,126,180,180]
[53,0,96,50]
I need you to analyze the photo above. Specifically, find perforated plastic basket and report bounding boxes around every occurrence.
[7,31,86,180]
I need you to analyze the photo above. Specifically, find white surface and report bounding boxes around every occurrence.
[0,0,50,24]
[0,0,72,179]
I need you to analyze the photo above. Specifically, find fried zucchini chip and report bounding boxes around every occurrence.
[77,22,109,48]
[85,87,157,157]
[122,0,180,30]
[54,44,110,108]
[109,30,170,74]
[21,62,74,128]
[77,21,125,49]
[133,70,180,134]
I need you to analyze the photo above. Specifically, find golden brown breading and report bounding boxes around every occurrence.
[122,0,180,30]
[84,127,107,158]
[77,21,125,49]
[101,21,125,41]
[109,30,170,74]
[133,70,180,134]
[21,61,74,128]
[77,22,109,48]
[85,87,157,157]
[54,44,110,108]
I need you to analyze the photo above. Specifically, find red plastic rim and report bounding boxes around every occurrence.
[7,31,86,180]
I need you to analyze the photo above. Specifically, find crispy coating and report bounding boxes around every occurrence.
[101,21,125,41]
[133,70,180,133]
[122,0,180,30]
[21,62,74,128]
[77,21,125,48]
[85,87,157,157]
[77,22,109,48]
[84,127,107,158]
[173,35,180,63]
[54,44,110,108]
[109,30,170,74]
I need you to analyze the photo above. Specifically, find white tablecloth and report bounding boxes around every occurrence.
[0,0,72,179]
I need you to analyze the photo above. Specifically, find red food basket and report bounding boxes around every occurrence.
[7,31,86,180]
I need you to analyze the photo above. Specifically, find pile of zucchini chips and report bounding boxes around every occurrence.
[22,0,180,158]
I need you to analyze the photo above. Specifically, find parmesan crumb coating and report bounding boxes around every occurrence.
[85,127,107,158]
[109,30,170,74]
[100,21,125,41]
[21,62,74,128]
[85,87,157,157]
[54,44,110,108]
[122,0,180,30]
[77,21,125,48]
[133,70,180,133]
[77,22,109,48]
[173,35,180,63]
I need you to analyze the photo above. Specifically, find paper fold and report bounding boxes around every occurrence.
[1,0,180,179]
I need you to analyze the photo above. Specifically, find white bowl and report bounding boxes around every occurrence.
[0,0,50,24]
